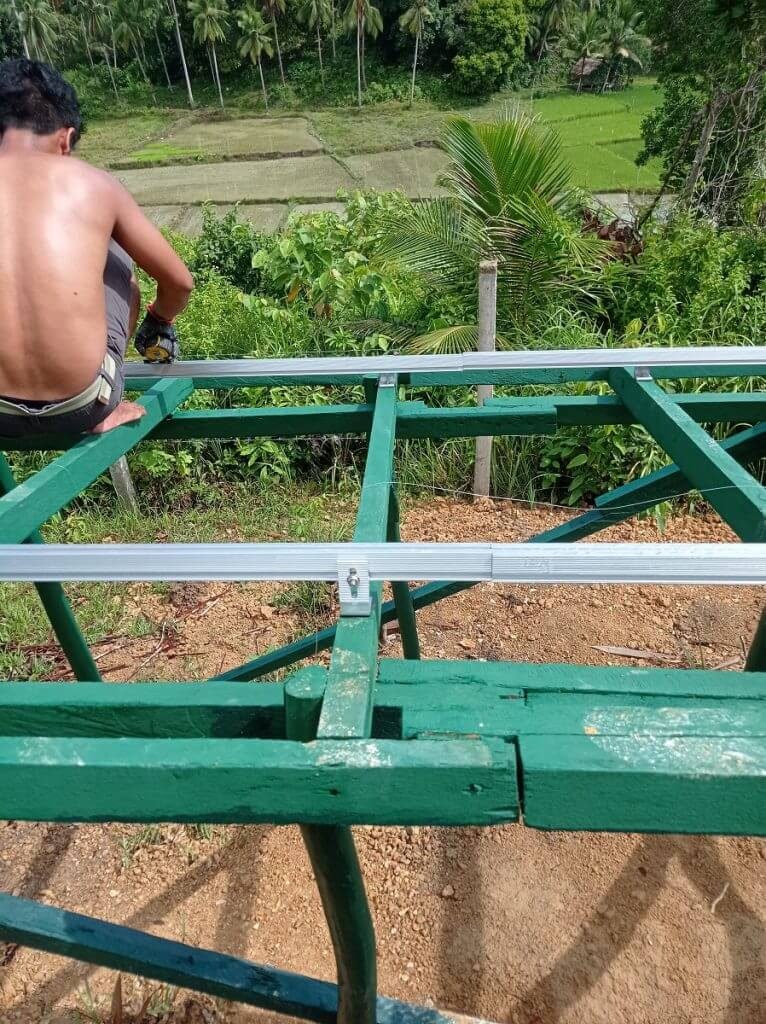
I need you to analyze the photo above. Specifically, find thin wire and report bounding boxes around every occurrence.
[394,478,766,519]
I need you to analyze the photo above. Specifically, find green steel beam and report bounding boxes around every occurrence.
[318,383,398,740]
[0,893,464,1023]
[214,421,766,684]
[286,672,378,1024]
[387,486,420,661]
[0,455,100,682]
[0,379,193,543]
[3,391,766,451]
[609,369,766,541]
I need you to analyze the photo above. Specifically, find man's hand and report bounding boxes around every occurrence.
[134,304,179,363]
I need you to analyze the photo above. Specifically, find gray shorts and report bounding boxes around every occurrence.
[0,241,133,438]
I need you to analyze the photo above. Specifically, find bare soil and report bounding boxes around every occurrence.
[1,500,765,1024]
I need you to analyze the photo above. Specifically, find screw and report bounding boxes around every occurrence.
[347,568,360,590]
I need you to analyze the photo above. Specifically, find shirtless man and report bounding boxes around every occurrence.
[0,58,194,437]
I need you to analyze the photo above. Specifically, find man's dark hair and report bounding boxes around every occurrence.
[0,59,83,144]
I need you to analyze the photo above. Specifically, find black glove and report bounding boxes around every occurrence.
[134,305,179,364]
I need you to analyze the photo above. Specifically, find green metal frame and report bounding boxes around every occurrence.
[0,360,765,1024]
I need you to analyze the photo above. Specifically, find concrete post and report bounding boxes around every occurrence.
[473,259,498,498]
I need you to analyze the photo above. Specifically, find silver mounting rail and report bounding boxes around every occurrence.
[1,543,764,615]
[125,345,766,381]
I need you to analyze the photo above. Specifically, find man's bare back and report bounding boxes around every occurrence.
[0,59,193,435]
[0,153,121,400]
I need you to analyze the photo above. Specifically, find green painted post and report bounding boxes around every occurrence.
[745,608,766,672]
[387,486,420,660]
[285,671,378,1024]
[0,453,100,681]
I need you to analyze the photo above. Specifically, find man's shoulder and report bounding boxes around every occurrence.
[64,157,125,197]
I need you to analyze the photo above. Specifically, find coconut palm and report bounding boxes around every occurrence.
[300,0,330,85]
[532,0,573,61]
[68,0,94,67]
[600,0,648,91]
[8,0,32,56]
[189,0,230,108]
[377,111,606,352]
[237,4,273,107]
[112,0,151,82]
[168,0,196,107]
[138,0,173,89]
[399,0,431,107]
[18,0,57,62]
[261,0,285,83]
[563,9,606,90]
[344,0,382,108]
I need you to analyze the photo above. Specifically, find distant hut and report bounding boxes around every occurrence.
[570,56,603,90]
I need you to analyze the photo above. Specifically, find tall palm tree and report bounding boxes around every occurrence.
[112,0,151,82]
[377,112,606,351]
[9,0,32,56]
[563,10,606,91]
[301,0,329,85]
[344,0,382,108]
[78,0,120,97]
[168,0,196,107]
[138,0,173,88]
[261,0,285,83]
[68,0,94,67]
[533,0,572,61]
[237,4,273,106]
[188,0,229,108]
[18,0,57,62]
[600,0,648,91]
[399,0,431,107]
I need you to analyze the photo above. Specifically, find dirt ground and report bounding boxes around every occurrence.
[1,499,765,1024]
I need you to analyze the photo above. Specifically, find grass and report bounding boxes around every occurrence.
[82,78,662,193]
[0,485,356,680]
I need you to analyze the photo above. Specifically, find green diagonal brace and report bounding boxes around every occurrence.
[0,379,193,544]
[0,454,100,681]
[318,382,398,739]
[608,369,766,542]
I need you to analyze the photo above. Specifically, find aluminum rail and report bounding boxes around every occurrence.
[125,346,766,381]
[1,543,765,585]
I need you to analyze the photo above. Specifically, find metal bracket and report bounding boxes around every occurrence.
[337,556,372,616]
[634,366,653,381]
[378,373,397,388]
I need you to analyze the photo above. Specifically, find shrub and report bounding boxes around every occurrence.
[601,216,766,347]
[451,0,528,95]
[190,206,267,293]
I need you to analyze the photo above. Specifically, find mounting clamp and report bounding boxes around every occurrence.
[337,556,372,616]
[634,366,653,381]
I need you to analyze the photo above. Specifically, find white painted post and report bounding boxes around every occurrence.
[109,456,139,512]
[473,259,498,498]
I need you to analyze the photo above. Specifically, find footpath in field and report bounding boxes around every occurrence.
[1,500,764,1024]
[83,82,663,234]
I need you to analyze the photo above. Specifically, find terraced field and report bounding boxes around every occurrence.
[83,81,663,234]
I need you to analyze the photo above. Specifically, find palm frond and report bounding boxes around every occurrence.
[376,198,485,289]
[439,110,574,221]
[405,324,479,355]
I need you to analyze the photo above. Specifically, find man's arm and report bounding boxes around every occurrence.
[109,179,194,321]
